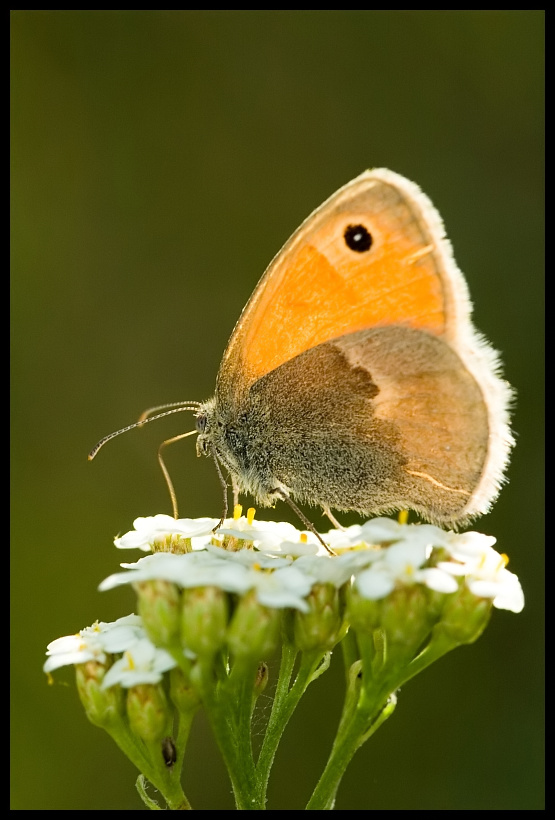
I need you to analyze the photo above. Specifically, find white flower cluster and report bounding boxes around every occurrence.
[44,614,176,687]
[44,514,524,687]
[107,513,524,613]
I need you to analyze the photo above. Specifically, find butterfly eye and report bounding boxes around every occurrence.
[343,223,372,253]
[196,413,207,433]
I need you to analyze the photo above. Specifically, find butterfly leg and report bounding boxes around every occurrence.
[323,506,345,531]
[272,488,335,555]
[210,448,228,531]
[232,476,240,507]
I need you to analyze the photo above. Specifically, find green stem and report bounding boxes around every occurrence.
[305,629,459,810]
[255,641,298,779]
[143,737,193,810]
[175,708,196,768]
[225,658,265,809]
[158,709,197,810]
[136,774,192,810]
[255,647,327,803]
[105,723,190,809]
[398,631,459,687]
[189,655,262,810]
[340,628,360,679]
[305,686,397,810]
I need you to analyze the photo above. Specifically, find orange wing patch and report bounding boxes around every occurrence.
[216,171,461,406]
[241,240,446,385]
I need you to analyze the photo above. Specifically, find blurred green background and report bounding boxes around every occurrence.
[11,10,543,810]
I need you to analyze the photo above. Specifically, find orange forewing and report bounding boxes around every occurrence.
[217,170,460,406]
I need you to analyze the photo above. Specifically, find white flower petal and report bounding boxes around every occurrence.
[359,517,408,543]
[45,634,87,654]
[218,517,305,550]
[467,578,504,598]
[44,616,146,674]
[382,539,429,570]
[262,538,321,557]
[101,638,177,688]
[419,567,459,593]
[355,567,395,599]
[323,523,364,549]
[205,543,292,569]
[436,560,469,576]
[100,623,145,653]
[445,531,498,561]
[294,554,359,587]
[243,565,312,611]
[43,648,102,673]
[101,550,254,594]
[492,572,525,613]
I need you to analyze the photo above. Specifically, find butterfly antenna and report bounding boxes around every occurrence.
[88,403,201,461]
[137,401,201,423]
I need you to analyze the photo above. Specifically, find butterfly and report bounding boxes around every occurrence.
[91,169,513,539]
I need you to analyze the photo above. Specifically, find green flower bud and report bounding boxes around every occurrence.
[436,583,493,645]
[379,584,435,650]
[294,583,344,651]
[169,666,201,714]
[181,586,229,656]
[75,660,124,728]
[136,579,181,648]
[346,585,382,634]
[227,591,281,661]
[347,582,442,674]
[126,682,172,744]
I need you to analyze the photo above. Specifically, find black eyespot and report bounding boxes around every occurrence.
[344,224,372,253]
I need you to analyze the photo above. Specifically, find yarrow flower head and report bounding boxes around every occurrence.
[353,537,459,600]
[438,534,525,613]
[100,545,312,613]
[98,513,526,614]
[44,614,177,692]
[43,614,145,674]
[112,507,328,556]
[44,509,524,811]
[114,514,220,552]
